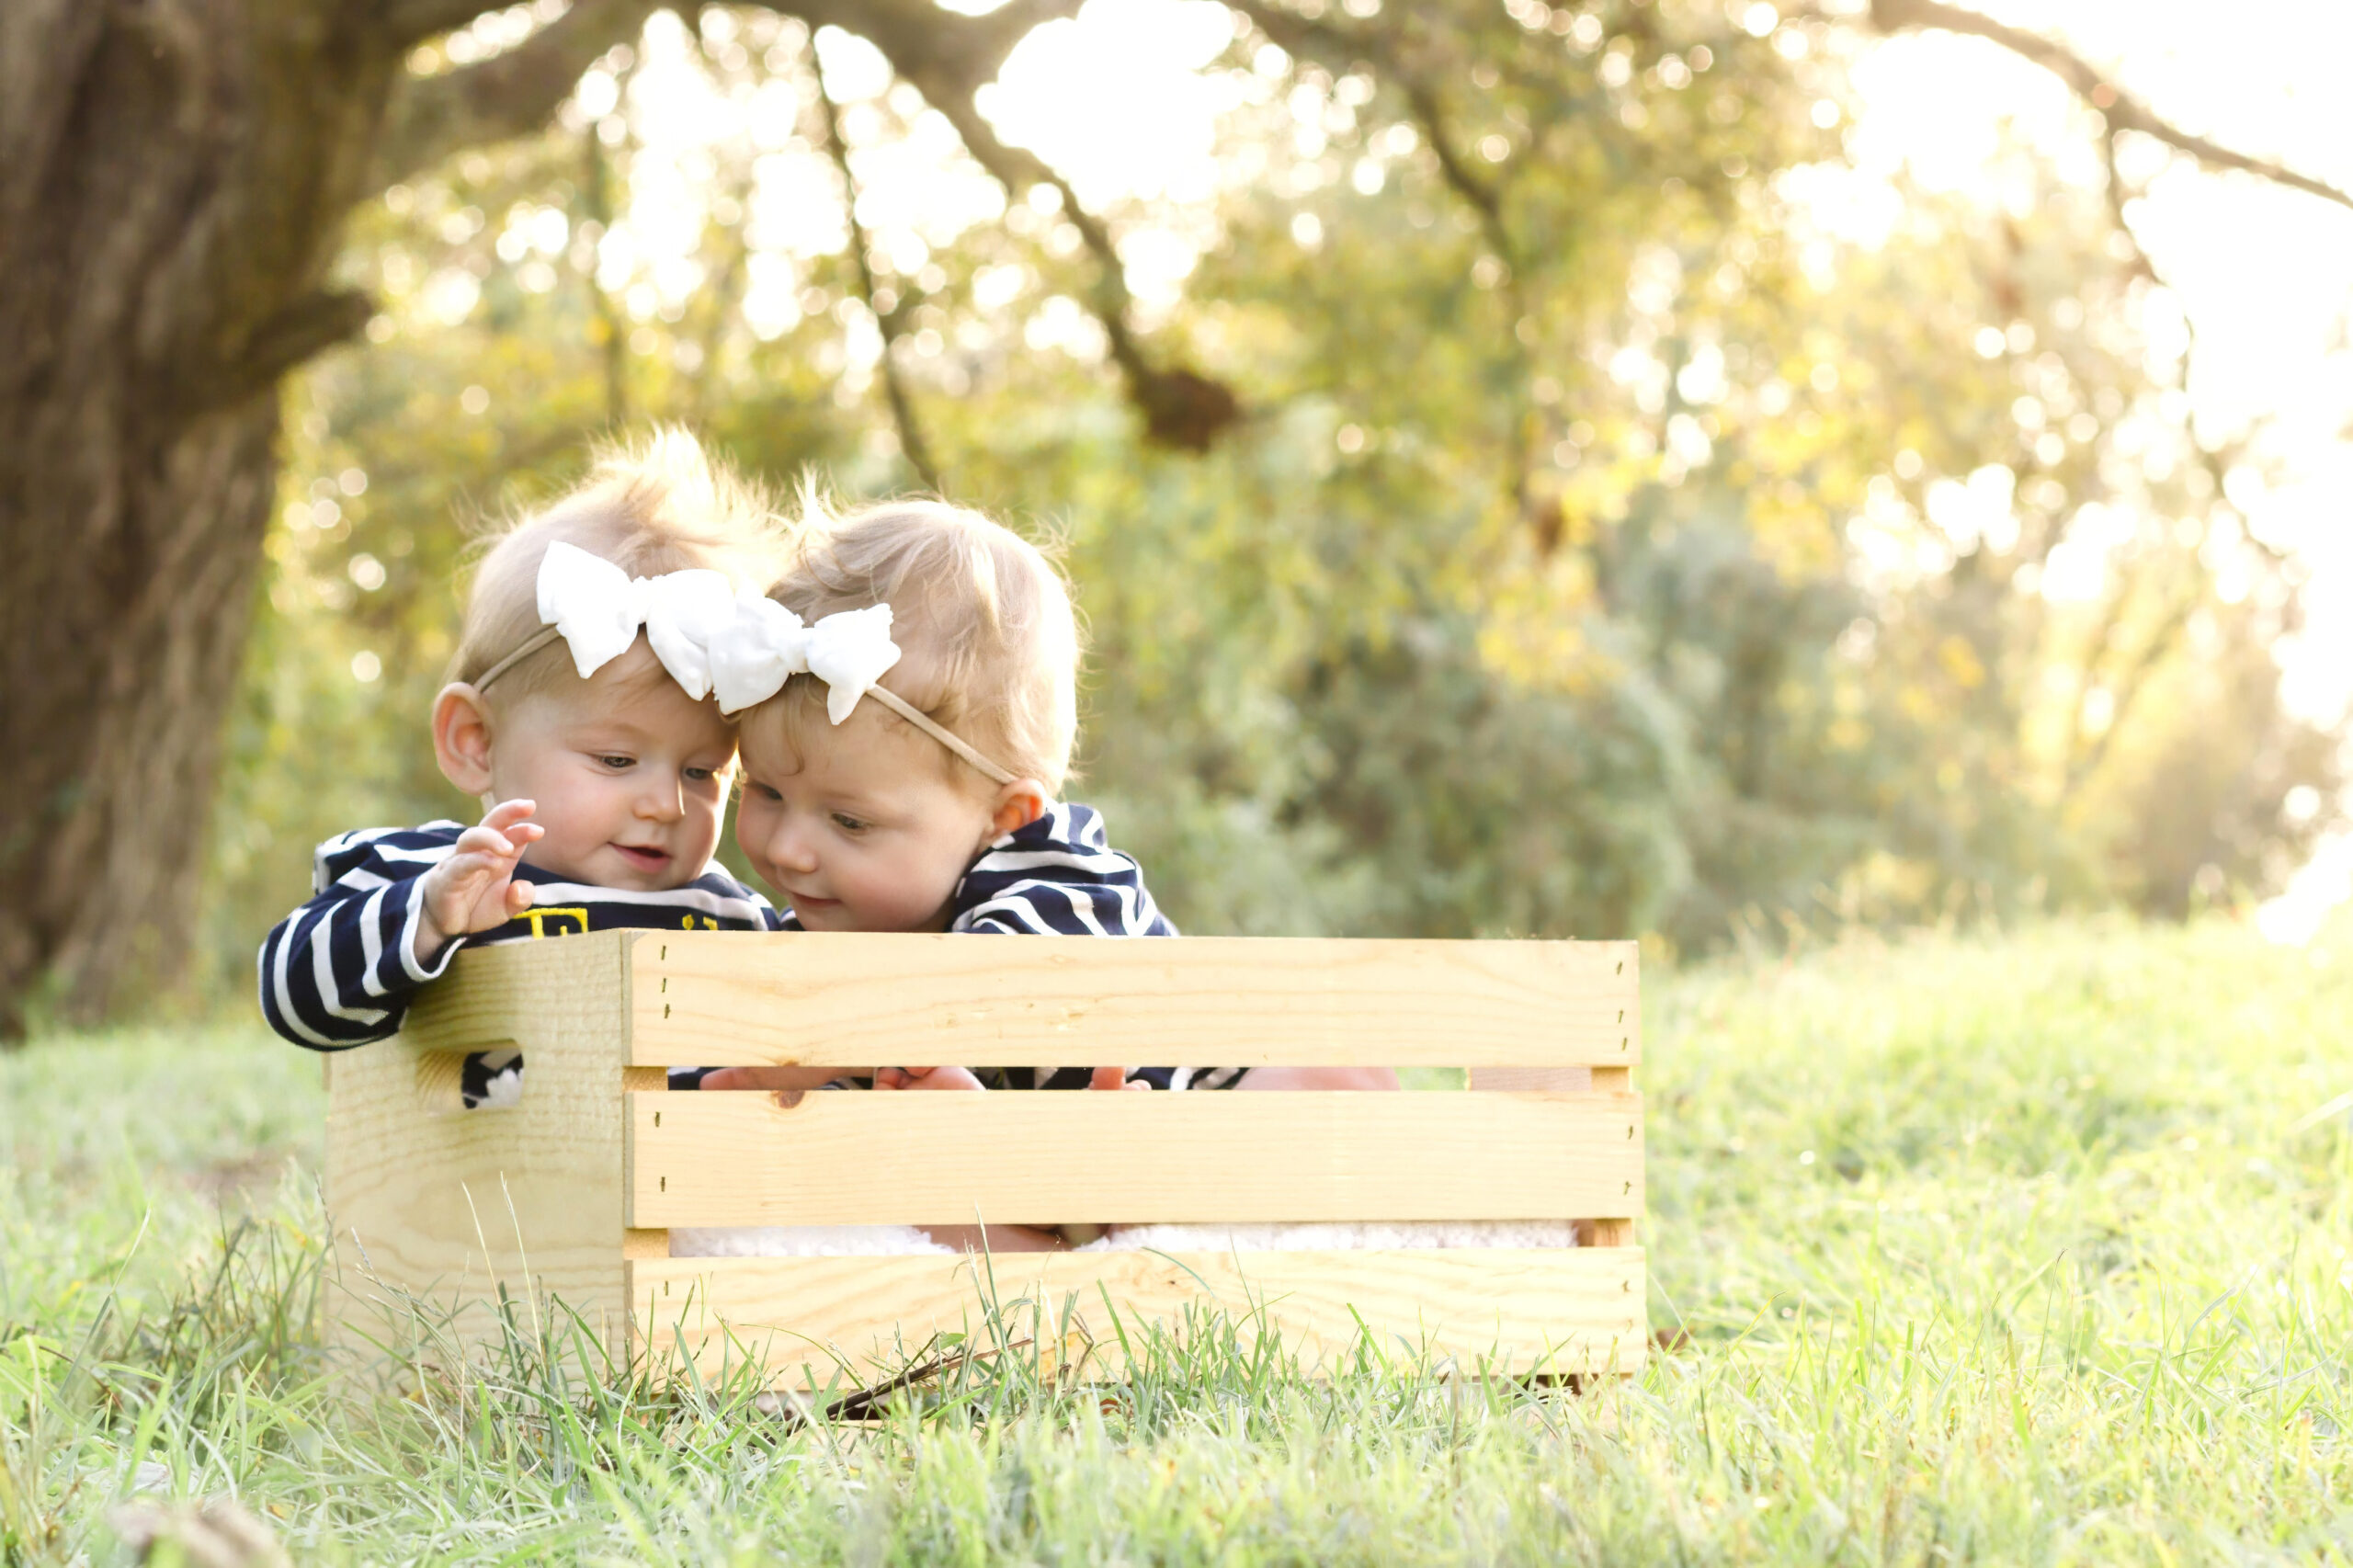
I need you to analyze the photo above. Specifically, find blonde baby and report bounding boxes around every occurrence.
[259,429,790,1104]
[699,495,1398,1248]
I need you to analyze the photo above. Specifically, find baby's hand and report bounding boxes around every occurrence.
[1089,1067,1153,1092]
[873,1065,986,1092]
[698,1064,847,1095]
[414,800,544,965]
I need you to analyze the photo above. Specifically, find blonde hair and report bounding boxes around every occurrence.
[761,493,1081,794]
[450,426,787,704]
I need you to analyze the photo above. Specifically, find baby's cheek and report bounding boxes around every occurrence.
[733,803,779,881]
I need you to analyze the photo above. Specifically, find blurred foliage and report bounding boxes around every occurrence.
[196,0,2342,998]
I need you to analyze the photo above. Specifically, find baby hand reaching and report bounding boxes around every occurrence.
[873,1065,986,1092]
[412,799,544,965]
[1090,1066,1153,1091]
[696,1064,850,1096]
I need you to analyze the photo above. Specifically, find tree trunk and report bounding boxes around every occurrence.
[0,0,1221,1034]
[0,2,393,1033]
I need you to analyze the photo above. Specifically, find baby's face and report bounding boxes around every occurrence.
[734,699,999,932]
[484,648,738,891]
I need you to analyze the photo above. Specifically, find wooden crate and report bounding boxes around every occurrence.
[324,930,1644,1387]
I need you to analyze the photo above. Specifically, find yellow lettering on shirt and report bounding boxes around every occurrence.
[520,907,590,938]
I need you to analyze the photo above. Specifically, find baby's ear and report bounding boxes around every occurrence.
[987,778,1049,839]
[432,683,498,797]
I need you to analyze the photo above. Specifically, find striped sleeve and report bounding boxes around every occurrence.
[949,803,1177,937]
[256,824,465,1051]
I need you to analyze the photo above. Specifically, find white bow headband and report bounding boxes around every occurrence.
[473,540,1017,785]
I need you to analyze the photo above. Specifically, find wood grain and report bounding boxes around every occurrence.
[1469,1066,1594,1092]
[397,930,634,1055]
[627,931,1639,1069]
[324,933,635,1374]
[630,1248,1647,1386]
[627,1090,1643,1226]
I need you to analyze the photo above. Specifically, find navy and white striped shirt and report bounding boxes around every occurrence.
[260,805,1239,1097]
[256,822,786,1055]
[956,801,1179,938]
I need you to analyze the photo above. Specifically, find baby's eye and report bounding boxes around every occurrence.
[597,754,635,770]
[831,812,870,834]
[684,765,715,782]
[749,781,782,802]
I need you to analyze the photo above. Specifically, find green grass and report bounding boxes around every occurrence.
[6,918,2353,1563]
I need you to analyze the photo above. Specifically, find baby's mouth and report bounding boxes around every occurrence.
[612,843,672,873]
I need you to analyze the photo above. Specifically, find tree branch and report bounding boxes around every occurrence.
[813,64,941,490]
[2092,109,2275,570]
[904,82,1233,450]
[376,0,522,50]
[779,0,1084,103]
[2064,584,2198,799]
[1226,0,1548,520]
[934,88,1243,449]
[215,289,376,404]
[1870,0,2353,212]
[580,114,631,426]
[802,1,1238,449]
[1227,2,1512,244]
[373,0,661,189]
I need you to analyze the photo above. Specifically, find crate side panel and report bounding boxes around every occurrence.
[326,933,636,1373]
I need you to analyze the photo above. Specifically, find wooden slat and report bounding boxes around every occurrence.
[627,931,1639,1069]
[1585,1065,1638,1248]
[1469,1066,1593,1092]
[627,1091,1643,1226]
[631,1248,1646,1385]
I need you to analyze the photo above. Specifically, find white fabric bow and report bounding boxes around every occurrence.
[705,598,905,721]
[802,604,904,723]
[533,540,908,722]
[519,544,1014,778]
[704,594,810,715]
[534,540,739,700]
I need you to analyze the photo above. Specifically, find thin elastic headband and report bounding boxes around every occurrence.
[472,625,563,693]
[858,686,1017,785]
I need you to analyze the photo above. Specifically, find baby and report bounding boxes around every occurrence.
[257,429,792,1100]
[693,494,1398,1249]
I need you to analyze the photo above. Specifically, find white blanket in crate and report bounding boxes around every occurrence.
[670,1221,1580,1257]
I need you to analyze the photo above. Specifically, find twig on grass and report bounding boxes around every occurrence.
[759,1334,1039,1427]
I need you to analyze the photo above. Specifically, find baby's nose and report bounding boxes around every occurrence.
[637,778,686,821]
[767,819,820,871]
